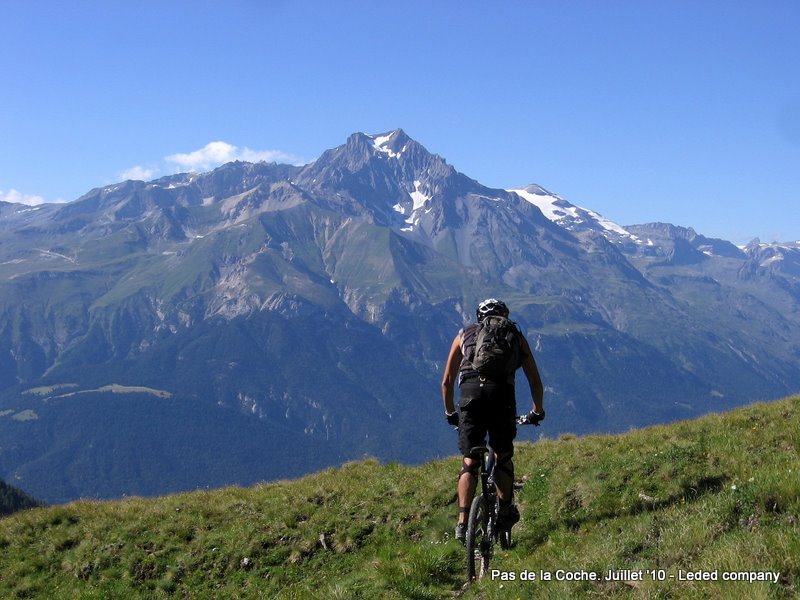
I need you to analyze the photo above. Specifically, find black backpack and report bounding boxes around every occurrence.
[469,316,522,379]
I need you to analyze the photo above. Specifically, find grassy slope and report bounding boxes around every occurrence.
[0,396,797,599]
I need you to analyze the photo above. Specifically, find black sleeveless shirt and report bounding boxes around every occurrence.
[458,323,481,384]
[458,321,525,385]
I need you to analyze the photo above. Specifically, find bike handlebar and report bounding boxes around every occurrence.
[447,410,545,429]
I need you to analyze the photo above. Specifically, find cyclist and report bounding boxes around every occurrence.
[442,298,545,544]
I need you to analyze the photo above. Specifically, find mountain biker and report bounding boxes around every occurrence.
[441,298,545,544]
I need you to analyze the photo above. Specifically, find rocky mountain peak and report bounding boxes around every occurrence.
[368,128,412,157]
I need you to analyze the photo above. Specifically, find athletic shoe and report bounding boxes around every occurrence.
[454,522,467,545]
[496,504,520,530]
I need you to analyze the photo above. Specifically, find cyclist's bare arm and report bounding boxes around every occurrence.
[441,333,463,415]
[520,336,544,415]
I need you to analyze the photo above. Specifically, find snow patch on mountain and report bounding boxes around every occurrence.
[509,185,641,243]
[582,208,631,238]
[393,180,431,232]
[370,132,408,159]
[760,254,784,267]
[409,180,430,212]
[509,186,576,222]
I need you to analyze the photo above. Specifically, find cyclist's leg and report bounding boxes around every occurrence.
[457,381,488,526]
[487,382,518,527]
[494,451,514,505]
[494,451,520,532]
[457,456,479,525]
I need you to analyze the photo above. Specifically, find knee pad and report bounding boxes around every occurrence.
[458,457,479,481]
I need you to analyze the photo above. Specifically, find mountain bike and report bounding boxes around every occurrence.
[465,412,543,581]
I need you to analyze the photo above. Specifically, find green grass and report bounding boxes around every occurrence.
[1,396,797,599]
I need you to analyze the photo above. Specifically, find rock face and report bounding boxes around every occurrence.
[1,129,799,503]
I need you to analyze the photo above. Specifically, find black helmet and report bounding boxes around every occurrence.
[476,298,509,321]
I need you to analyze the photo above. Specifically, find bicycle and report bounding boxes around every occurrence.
[465,411,543,581]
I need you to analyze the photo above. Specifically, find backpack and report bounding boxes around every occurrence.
[468,316,522,379]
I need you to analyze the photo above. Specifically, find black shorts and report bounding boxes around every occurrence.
[458,377,517,456]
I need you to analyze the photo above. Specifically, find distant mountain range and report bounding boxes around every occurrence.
[2,129,799,503]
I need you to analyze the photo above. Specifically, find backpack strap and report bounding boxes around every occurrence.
[457,323,480,384]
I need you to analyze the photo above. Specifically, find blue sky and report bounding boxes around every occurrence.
[2,1,798,244]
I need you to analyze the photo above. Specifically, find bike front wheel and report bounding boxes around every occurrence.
[465,494,491,581]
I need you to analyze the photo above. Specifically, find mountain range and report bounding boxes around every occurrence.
[1,129,799,503]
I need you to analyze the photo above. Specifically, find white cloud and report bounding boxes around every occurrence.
[119,165,159,181]
[165,141,303,172]
[117,141,304,185]
[0,189,65,206]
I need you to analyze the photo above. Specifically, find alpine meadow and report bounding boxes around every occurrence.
[0,396,797,598]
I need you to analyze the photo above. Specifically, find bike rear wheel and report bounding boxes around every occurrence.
[465,494,491,580]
